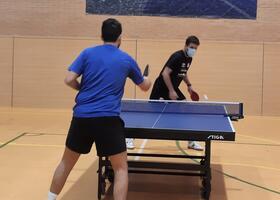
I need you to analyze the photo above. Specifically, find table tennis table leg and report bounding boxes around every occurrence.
[202,140,212,200]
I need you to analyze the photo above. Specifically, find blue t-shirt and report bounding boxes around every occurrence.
[68,44,144,118]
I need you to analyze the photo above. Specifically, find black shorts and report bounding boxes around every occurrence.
[150,78,186,100]
[66,116,126,157]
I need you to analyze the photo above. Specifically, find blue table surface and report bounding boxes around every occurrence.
[120,102,234,133]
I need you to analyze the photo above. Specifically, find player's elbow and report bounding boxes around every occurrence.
[139,78,151,91]
[64,77,74,86]
[64,71,79,86]
[162,67,171,78]
[162,72,168,80]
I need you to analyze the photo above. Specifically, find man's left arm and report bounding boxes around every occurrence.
[65,49,87,91]
[183,74,194,94]
[64,71,80,91]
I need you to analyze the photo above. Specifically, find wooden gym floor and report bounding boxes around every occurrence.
[0,108,279,200]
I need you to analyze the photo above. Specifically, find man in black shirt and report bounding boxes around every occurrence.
[151,35,203,151]
[126,36,203,151]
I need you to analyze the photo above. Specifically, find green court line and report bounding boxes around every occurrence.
[0,132,27,148]
[175,141,280,195]
[215,170,280,195]
[25,132,66,136]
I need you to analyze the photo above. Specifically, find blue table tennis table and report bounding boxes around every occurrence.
[97,99,243,200]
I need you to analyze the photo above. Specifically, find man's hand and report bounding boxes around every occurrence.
[188,86,194,94]
[188,86,200,101]
[169,90,179,100]
[138,65,152,91]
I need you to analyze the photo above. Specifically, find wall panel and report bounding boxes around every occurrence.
[263,43,280,116]
[13,37,136,108]
[0,37,13,107]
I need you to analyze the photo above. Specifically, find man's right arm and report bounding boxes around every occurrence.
[138,77,151,91]
[128,57,151,92]
[162,67,178,100]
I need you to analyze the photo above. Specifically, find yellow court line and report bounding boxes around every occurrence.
[0,142,64,148]
[238,134,280,145]
[212,162,280,172]
[2,142,280,173]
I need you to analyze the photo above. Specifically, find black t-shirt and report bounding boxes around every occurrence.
[154,50,192,94]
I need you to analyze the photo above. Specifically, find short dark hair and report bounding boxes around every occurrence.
[185,36,200,46]
[102,18,122,42]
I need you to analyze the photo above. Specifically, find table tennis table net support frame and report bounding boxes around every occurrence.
[97,140,212,200]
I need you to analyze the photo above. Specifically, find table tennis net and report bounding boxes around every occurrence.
[121,100,243,119]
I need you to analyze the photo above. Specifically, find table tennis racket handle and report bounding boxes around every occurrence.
[143,64,149,77]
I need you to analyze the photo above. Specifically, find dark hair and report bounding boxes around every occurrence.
[185,36,200,46]
[102,18,122,42]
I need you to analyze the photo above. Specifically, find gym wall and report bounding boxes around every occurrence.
[0,36,279,116]
[0,0,279,42]
[0,0,279,116]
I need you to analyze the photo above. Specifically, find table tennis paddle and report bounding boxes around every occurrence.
[190,90,200,101]
[143,64,149,77]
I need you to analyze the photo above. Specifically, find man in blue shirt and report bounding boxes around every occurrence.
[47,18,151,200]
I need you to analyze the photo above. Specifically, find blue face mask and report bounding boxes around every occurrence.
[186,48,196,57]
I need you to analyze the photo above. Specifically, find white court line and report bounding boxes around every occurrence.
[134,139,148,161]
[134,104,167,161]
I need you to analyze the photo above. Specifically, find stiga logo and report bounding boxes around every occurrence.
[207,135,224,140]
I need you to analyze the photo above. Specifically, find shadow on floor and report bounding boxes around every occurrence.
[61,163,227,200]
